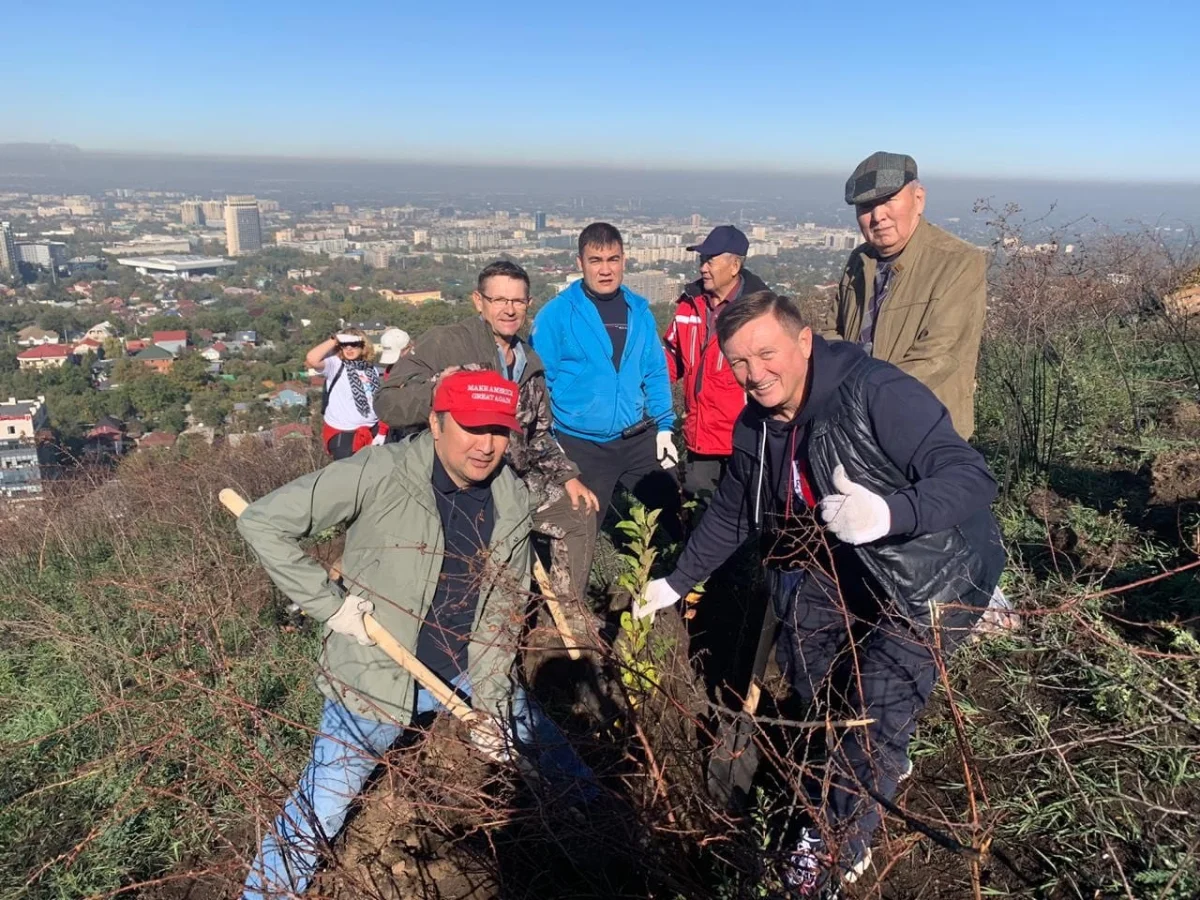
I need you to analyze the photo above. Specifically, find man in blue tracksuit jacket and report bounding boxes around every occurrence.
[532,222,682,538]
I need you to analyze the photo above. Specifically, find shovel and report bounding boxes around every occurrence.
[706,596,779,809]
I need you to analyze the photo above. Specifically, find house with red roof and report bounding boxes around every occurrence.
[272,422,313,443]
[199,341,227,363]
[138,432,177,451]
[84,415,129,459]
[152,330,188,355]
[17,344,73,371]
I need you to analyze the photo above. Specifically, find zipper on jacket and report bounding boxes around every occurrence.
[567,288,641,437]
[755,422,766,526]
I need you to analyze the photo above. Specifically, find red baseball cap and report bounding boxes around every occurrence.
[433,370,521,432]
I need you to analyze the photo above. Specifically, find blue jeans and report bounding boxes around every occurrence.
[243,675,595,899]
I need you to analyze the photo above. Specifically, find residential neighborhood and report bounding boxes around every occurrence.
[0,183,876,506]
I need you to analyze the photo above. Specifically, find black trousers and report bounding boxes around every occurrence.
[326,423,383,460]
[772,558,984,861]
[556,429,682,541]
[326,429,358,460]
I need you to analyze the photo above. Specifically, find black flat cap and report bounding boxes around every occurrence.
[845,151,918,205]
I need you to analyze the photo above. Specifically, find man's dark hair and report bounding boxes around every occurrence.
[716,290,806,348]
[477,259,530,293]
[577,222,624,258]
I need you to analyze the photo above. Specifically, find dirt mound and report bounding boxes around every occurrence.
[1164,399,1200,439]
[1150,449,1200,505]
[317,717,502,899]
[1026,485,1072,525]
[321,708,664,899]
[1025,486,1136,571]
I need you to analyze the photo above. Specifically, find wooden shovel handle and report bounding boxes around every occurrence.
[744,681,762,715]
[360,616,473,721]
[218,488,473,722]
[532,556,583,661]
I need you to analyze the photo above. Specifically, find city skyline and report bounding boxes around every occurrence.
[3,145,1197,235]
[4,1,1199,183]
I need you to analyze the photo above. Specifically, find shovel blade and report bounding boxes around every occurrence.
[706,713,760,809]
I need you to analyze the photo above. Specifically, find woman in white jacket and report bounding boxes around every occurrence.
[305,328,387,459]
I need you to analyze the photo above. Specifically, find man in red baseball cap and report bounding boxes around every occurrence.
[238,367,596,900]
[430,369,522,486]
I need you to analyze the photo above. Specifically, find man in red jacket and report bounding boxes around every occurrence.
[664,225,769,505]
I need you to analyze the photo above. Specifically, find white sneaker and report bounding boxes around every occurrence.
[779,830,872,897]
[972,585,1021,639]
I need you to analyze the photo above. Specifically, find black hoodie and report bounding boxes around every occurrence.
[667,336,1001,598]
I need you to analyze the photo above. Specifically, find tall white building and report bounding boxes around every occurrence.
[201,200,225,222]
[224,195,263,256]
[624,270,682,305]
[0,222,17,276]
[16,242,68,270]
[180,200,205,226]
[363,248,390,268]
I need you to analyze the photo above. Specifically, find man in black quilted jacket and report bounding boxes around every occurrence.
[635,290,1005,898]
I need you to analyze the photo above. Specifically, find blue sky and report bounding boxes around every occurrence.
[6,0,1198,181]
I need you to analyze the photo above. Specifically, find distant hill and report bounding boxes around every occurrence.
[0,142,82,158]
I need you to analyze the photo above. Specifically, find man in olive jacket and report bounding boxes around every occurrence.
[238,370,591,899]
[826,153,1016,649]
[375,260,599,625]
[824,152,987,440]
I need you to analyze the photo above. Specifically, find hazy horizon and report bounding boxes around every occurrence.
[2,143,1197,239]
[4,141,1199,187]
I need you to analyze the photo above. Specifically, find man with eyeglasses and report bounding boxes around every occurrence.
[375,260,600,632]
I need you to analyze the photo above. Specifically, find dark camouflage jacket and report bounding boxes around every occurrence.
[374,316,580,509]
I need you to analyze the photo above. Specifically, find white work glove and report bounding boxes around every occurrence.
[325,594,375,646]
[818,464,891,545]
[633,577,681,620]
[370,432,386,446]
[656,431,679,469]
[466,712,514,763]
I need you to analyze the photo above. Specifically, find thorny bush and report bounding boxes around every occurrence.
[3,226,1200,898]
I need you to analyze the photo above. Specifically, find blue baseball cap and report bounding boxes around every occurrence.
[687,225,749,257]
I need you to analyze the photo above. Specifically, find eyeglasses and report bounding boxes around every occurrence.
[339,341,365,349]
[479,292,530,309]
